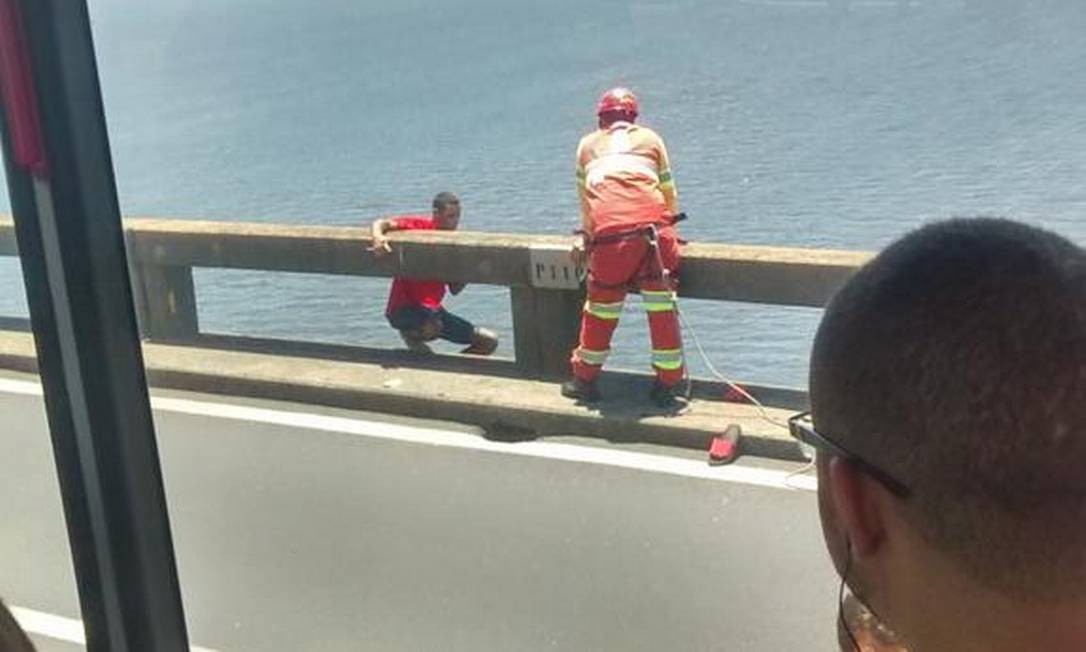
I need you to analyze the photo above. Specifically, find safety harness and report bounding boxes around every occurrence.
[576,212,686,290]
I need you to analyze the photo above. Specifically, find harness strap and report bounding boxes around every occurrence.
[588,225,655,248]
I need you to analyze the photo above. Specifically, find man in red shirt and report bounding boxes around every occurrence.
[369,192,498,355]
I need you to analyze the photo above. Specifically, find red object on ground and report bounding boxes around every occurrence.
[384,216,447,315]
[708,424,742,465]
[722,384,749,403]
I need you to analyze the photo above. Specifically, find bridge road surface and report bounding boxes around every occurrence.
[0,369,840,651]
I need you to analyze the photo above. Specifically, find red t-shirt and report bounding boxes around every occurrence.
[384,216,447,315]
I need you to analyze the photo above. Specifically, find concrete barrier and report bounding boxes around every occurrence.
[0,217,873,378]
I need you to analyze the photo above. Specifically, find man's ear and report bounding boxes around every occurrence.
[827,457,887,558]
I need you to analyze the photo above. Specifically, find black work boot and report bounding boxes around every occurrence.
[561,378,601,402]
[649,382,686,408]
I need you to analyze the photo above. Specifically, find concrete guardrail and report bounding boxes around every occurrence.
[0,216,873,377]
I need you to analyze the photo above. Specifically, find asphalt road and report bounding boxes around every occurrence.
[0,370,839,651]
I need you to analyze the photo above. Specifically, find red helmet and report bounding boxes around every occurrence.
[596,87,639,118]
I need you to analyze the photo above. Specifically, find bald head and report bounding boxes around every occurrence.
[811,218,1086,599]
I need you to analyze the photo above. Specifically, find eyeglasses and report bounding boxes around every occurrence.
[788,411,911,498]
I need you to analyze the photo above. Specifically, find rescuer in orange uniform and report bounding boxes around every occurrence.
[562,88,685,405]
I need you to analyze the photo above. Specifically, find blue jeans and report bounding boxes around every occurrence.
[387,306,475,345]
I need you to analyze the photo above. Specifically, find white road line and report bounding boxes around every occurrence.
[0,377,816,492]
[9,605,219,652]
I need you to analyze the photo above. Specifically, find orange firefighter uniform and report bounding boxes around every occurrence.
[569,97,684,389]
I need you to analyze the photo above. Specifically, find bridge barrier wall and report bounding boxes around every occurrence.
[0,217,873,378]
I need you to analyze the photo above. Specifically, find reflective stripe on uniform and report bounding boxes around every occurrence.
[584,153,660,184]
[585,300,623,320]
[651,348,684,370]
[574,347,610,366]
[659,170,674,187]
[641,289,675,313]
[576,166,587,187]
